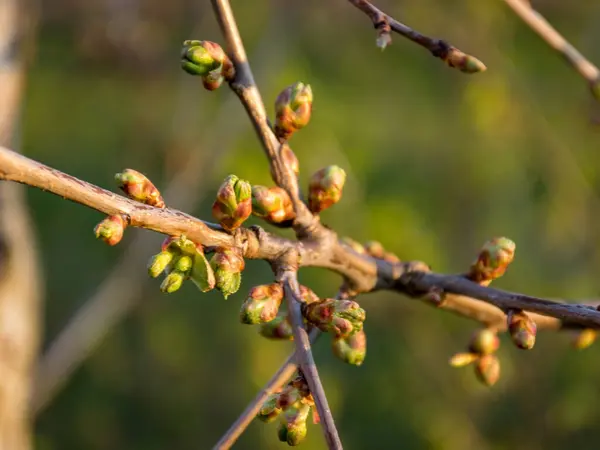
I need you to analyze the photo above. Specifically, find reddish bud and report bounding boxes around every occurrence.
[212,175,252,232]
[298,285,320,304]
[274,82,313,140]
[475,354,500,387]
[94,215,126,246]
[308,165,346,214]
[468,328,500,355]
[507,309,537,350]
[251,185,295,224]
[115,169,165,208]
[210,248,245,299]
[240,283,284,324]
[303,298,366,338]
[468,237,516,283]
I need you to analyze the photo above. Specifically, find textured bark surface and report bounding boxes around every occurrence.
[0,2,42,449]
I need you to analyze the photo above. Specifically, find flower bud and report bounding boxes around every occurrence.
[278,404,310,446]
[507,309,537,350]
[160,270,185,293]
[257,393,282,424]
[274,82,313,140]
[468,328,500,355]
[210,248,245,299]
[180,40,234,81]
[449,352,479,368]
[304,298,366,338]
[251,185,295,224]
[94,215,126,246]
[115,169,165,208]
[443,46,486,74]
[364,241,385,258]
[332,329,367,366]
[148,251,175,278]
[474,354,500,387]
[299,285,320,304]
[468,237,516,283]
[276,385,303,411]
[240,283,284,324]
[259,313,294,340]
[573,329,597,350]
[308,165,346,214]
[212,175,252,232]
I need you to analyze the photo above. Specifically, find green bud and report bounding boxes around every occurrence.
[332,329,367,366]
[274,82,313,140]
[507,309,537,350]
[468,328,500,355]
[304,298,366,338]
[445,47,487,74]
[180,40,234,82]
[189,249,215,293]
[308,165,347,214]
[160,271,185,293]
[468,237,516,283]
[276,385,303,411]
[257,393,282,423]
[474,354,500,387]
[115,169,165,208]
[212,175,252,232]
[251,185,295,224]
[240,283,284,324]
[573,329,597,350]
[280,404,310,446]
[94,215,126,246]
[174,255,193,273]
[259,313,294,340]
[449,352,479,368]
[148,251,175,278]
[210,248,245,299]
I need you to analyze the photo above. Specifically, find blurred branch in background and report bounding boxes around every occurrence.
[32,5,291,415]
[0,1,43,450]
[503,0,600,103]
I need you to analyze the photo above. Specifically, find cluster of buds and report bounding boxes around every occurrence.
[212,175,252,232]
[303,298,366,338]
[251,186,295,225]
[307,165,346,214]
[94,215,127,246]
[148,236,215,294]
[467,237,516,285]
[240,283,284,324]
[332,329,367,366]
[115,169,165,208]
[450,328,501,387]
[507,309,537,350]
[210,247,245,299]
[432,42,487,74]
[259,312,294,340]
[180,40,234,90]
[257,372,316,446]
[274,82,313,141]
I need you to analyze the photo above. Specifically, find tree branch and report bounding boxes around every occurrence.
[502,0,600,96]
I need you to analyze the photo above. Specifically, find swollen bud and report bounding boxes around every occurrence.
[259,313,294,340]
[180,40,234,85]
[299,285,320,304]
[507,309,537,350]
[278,404,310,446]
[468,237,516,284]
[474,354,500,387]
[468,328,500,355]
[115,169,165,208]
[160,271,185,293]
[274,82,313,141]
[212,175,252,232]
[148,251,175,278]
[573,329,597,350]
[304,298,366,338]
[449,352,479,368]
[308,165,346,214]
[332,329,367,366]
[251,186,295,224]
[94,215,127,246]
[240,283,284,324]
[210,248,245,299]
[444,46,486,74]
[257,393,282,424]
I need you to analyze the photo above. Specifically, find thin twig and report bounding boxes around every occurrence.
[213,329,321,450]
[279,267,342,450]
[503,0,600,95]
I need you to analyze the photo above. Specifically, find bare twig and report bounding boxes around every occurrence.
[346,0,486,72]
[503,0,600,96]
[213,329,321,450]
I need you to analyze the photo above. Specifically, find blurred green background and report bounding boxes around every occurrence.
[22,0,600,449]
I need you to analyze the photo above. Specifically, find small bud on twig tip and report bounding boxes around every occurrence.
[274,82,313,141]
[94,215,126,246]
[507,309,537,350]
[308,165,346,214]
[115,169,165,208]
[468,237,516,284]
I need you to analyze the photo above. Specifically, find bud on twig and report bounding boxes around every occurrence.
[332,329,367,366]
[341,237,366,255]
[364,240,385,258]
[274,82,313,141]
[449,352,479,368]
[278,403,310,446]
[160,271,185,293]
[507,309,537,350]
[148,250,175,278]
[308,165,346,214]
[468,328,500,355]
[212,175,252,232]
[94,215,127,246]
[468,237,516,284]
[251,186,295,224]
[475,354,500,387]
[240,283,284,324]
[299,285,320,305]
[180,40,234,89]
[210,248,245,299]
[257,393,282,424]
[303,298,366,338]
[259,313,294,340]
[115,169,165,208]
[573,329,597,350]
[434,42,486,74]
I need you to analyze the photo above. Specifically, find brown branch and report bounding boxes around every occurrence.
[346,0,486,72]
[503,0,600,96]
[213,329,321,450]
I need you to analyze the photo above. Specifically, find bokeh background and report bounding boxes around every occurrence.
[7,0,600,448]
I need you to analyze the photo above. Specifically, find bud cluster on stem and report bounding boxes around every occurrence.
[212,175,252,232]
[450,328,501,387]
[181,40,235,90]
[115,169,165,208]
[210,247,245,299]
[274,82,313,141]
